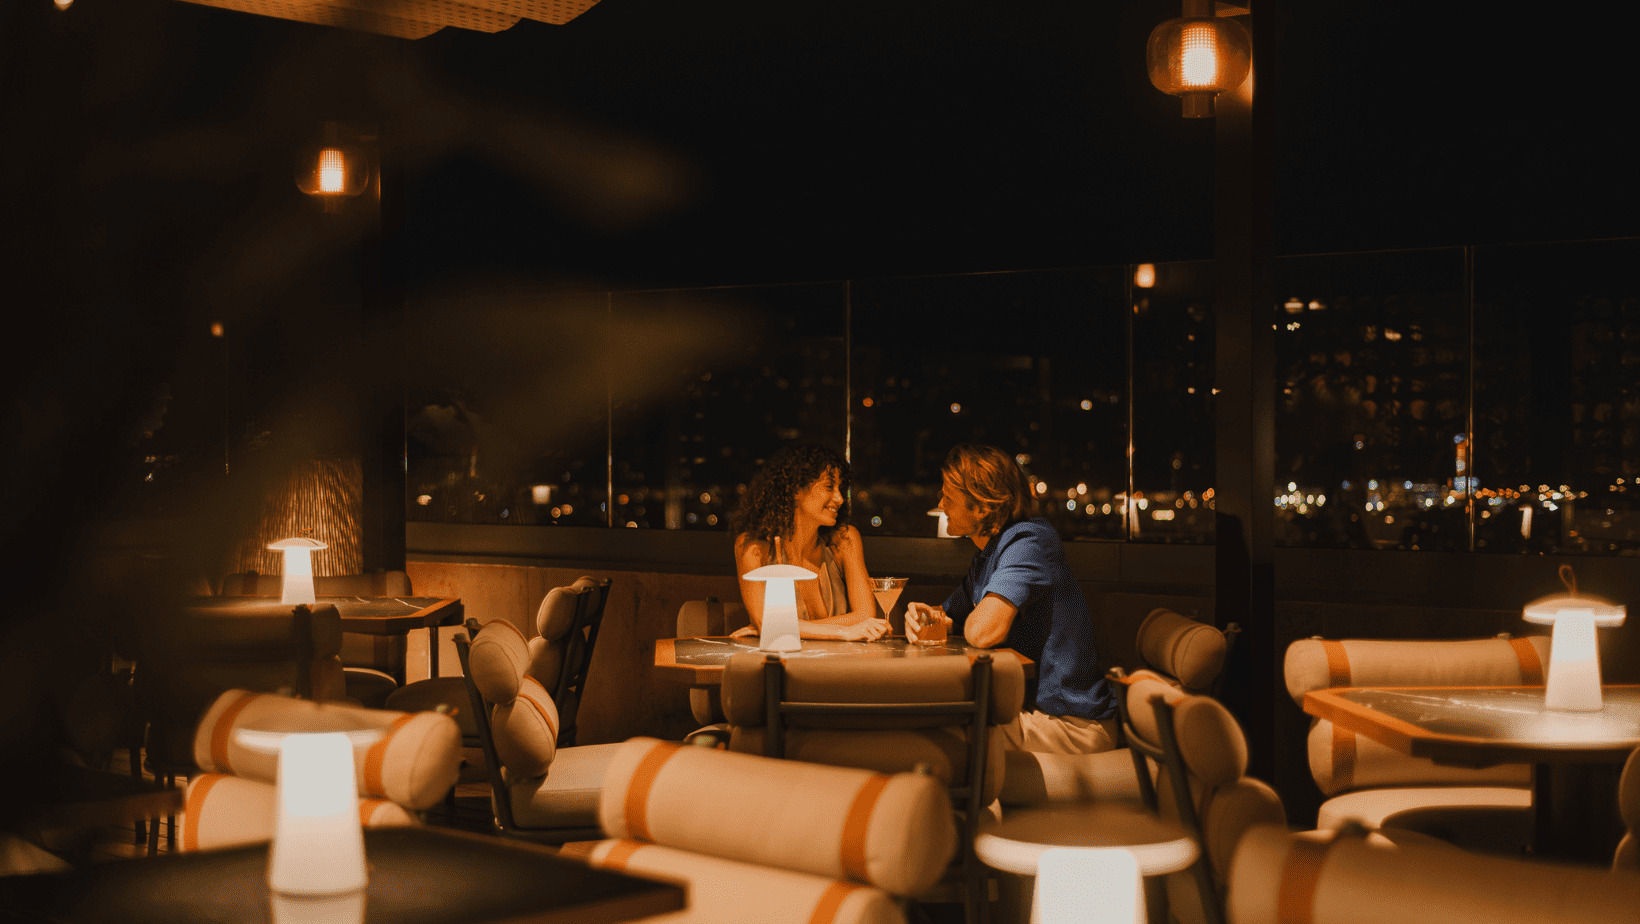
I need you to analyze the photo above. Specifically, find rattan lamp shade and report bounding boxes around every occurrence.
[172,0,602,38]
[1146,2,1251,118]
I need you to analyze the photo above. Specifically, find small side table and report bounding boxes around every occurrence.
[975,804,1197,924]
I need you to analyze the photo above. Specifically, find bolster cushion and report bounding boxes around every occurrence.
[720,650,1025,728]
[1124,672,1246,787]
[599,737,955,896]
[490,676,561,778]
[467,619,532,704]
[1283,636,1550,705]
[181,773,414,853]
[190,689,461,809]
[999,747,1145,807]
[1137,608,1227,692]
[1306,718,1531,795]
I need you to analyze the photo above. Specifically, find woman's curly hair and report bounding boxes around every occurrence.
[729,444,852,546]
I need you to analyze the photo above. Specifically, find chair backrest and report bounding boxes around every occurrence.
[1228,824,1640,924]
[1117,670,1285,924]
[455,621,602,842]
[529,576,611,747]
[721,649,1024,924]
[676,597,751,726]
[1283,635,1550,796]
[1617,745,1640,872]
[217,570,414,676]
[594,736,957,898]
[1135,608,1241,696]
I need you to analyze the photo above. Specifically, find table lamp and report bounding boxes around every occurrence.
[269,537,327,605]
[237,724,381,896]
[743,563,815,652]
[1523,565,1626,712]
[1033,847,1142,924]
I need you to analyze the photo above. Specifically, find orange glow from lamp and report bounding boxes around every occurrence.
[1523,565,1626,712]
[268,537,327,605]
[1134,263,1156,288]
[1147,0,1251,118]
[297,122,371,213]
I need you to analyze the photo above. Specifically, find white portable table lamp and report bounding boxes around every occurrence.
[743,563,815,652]
[268,537,328,605]
[1522,565,1626,712]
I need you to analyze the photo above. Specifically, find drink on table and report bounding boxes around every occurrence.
[907,605,948,646]
[871,576,907,622]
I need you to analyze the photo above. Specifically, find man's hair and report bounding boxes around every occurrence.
[941,443,1034,537]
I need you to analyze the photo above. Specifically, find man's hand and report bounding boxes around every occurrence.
[904,603,951,643]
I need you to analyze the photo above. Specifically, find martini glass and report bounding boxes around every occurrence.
[871,577,907,627]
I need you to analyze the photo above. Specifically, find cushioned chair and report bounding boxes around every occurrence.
[721,649,1025,924]
[1227,823,1640,924]
[218,570,414,708]
[1283,635,1549,850]
[998,609,1238,808]
[1119,669,1286,924]
[675,596,752,733]
[1615,745,1639,872]
[176,688,461,852]
[568,736,957,924]
[453,621,626,843]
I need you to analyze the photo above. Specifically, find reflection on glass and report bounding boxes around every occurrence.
[1131,260,1216,544]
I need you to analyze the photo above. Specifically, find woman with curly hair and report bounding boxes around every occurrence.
[730,444,890,641]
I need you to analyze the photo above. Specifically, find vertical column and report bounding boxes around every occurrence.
[1213,1,1277,780]
[361,45,407,574]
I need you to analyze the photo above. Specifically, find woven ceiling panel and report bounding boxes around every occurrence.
[174,0,599,35]
[458,0,603,25]
[174,0,445,38]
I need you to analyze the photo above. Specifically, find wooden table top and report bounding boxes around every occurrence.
[1302,684,1640,768]
[654,635,1034,684]
[0,826,682,924]
[202,596,465,635]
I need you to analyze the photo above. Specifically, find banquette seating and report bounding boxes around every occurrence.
[1282,634,1550,850]
[176,688,461,851]
[568,736,957,924]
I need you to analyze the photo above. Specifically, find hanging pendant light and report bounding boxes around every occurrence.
[296,122,371,213]
[1146,1,1252,118]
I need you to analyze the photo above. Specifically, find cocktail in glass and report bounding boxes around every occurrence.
[871,577,907,623]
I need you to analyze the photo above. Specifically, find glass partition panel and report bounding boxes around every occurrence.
[1272,249,1469,550]
[1473,238,1640,554]
[1130,260,1216,544]
[849,268,1128,539]
[405,288,610,526]
[609,284,848,530]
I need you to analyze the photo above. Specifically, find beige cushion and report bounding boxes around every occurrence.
[506,741,625,829]
[730,724,1010,805]
[577,839,904,924]
[1316,786,1532,850]
[1227,824,1640,924]
[491,676,561,778]
[1125,671,1246,786]
[599,737,956,897]
[467,619,531,703]
[1306,717,1531,795]
[536,580,594,642]
[999,747,1145,807]
[1137,608,1227,692]
[191,689,461,810]
[1283,636,1551,705]
[181,773,415,852]
[527,637,566,693]
[383,676,477,738]
[677,598,752,637]
[720,649,1025,728]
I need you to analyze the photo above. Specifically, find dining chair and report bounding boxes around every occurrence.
[1283,634,1549,851]
[675,596,751,737]
[1117,669,1286,924]
[1227,823,1640,924]
[177,688,461,851]
[719,648,1025,924]
[1615,744,1639,872]
[452,621,625,843]
[997,608,1239,809]
[218,570,413,708]
[570,736,957,924]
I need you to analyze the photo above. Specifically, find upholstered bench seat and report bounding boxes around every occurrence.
[505,741,625,829]
[1316,785,1533,844]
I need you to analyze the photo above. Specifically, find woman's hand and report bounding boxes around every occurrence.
[835,617,891,641]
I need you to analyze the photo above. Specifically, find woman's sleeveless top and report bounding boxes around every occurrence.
[800,544,850,619]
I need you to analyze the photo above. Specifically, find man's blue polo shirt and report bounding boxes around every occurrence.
[943,518,1116,721]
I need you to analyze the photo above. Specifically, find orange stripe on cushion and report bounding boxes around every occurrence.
[1330,723,1356,792]
[839,773,891,883]
[363,714,418,797]
[1509,637,1544,685]
[520,677,561,739]
[599,838,646,871]
[489,619,526,642]
[182,774,225,852]
[209,691,262,773]
[1320,640,1350,689]
[1275,836,1332,924]
[807,881,862,924]
[359,798,387,827]
[623,741,682,842]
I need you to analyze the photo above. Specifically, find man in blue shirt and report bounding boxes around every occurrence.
[907,444,1118,753]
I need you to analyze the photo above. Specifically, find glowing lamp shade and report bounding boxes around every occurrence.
[1146,1,1251,118]
[236,726,381,897]
[1523,590,1625,712]
[297,123,371,213]
[1033,848,1143,924]
[268,537,327,605]
[743,563,816,652]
